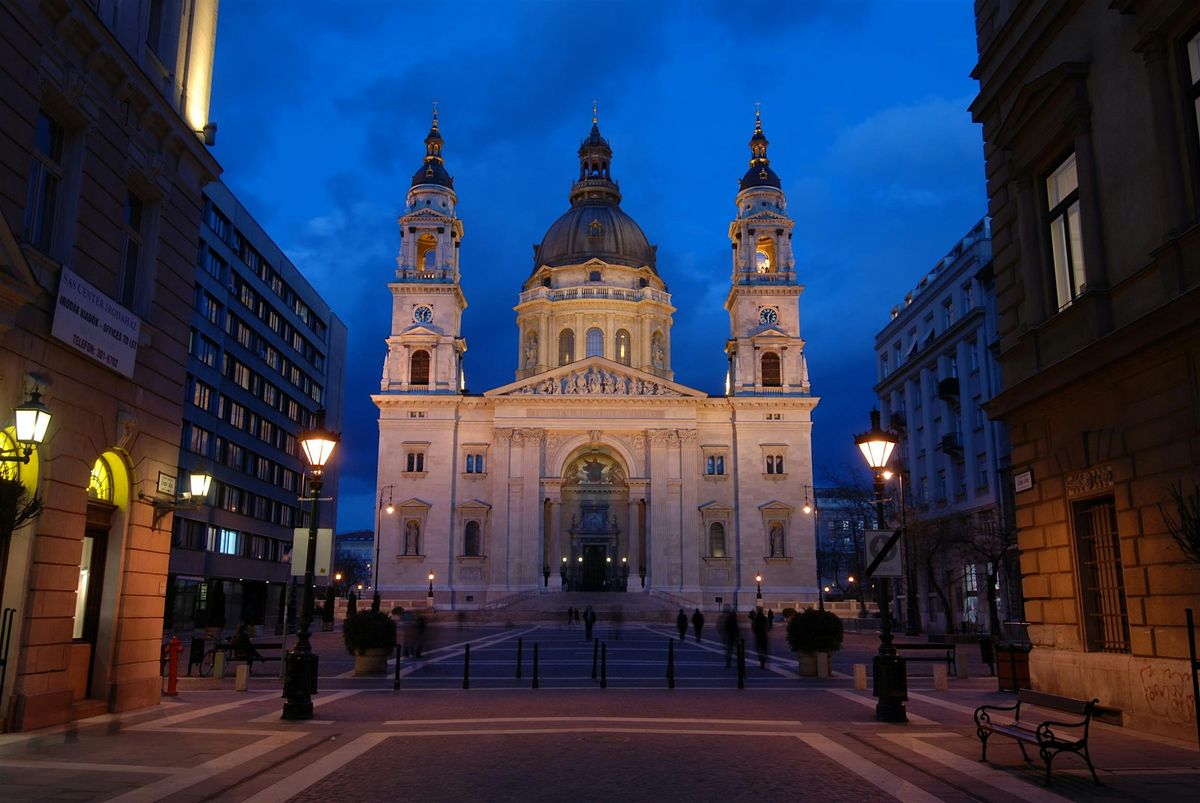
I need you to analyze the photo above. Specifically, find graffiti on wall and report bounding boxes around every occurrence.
[1138,663,1196,723]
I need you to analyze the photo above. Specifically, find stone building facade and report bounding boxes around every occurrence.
[971,0,1200,739]
[374,112,819,611]
[874,219,1020,636]
[0,0,220,730]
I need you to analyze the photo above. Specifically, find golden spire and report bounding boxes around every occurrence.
[754,102,762,134]
[592,99,598,125]
[432,99,439,130]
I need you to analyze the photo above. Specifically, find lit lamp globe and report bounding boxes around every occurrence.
[300,424,339,472]
[188,467,213,499]
[14,388,53,446]
[854,409,897,471]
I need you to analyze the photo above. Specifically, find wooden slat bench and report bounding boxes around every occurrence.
[893,641,955,672]
[974,689,1101,786]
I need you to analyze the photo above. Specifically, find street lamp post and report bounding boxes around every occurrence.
[755,573,763,607]
[282,417,338,721]
[427,571,435,606]
[855,408,907,723]
[884,468,919,636]
[373,485,394,610]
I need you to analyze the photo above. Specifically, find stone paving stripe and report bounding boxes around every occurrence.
[335,626,538,678]
[906,692,977,715]
[249,689,361,722]
[107,730,306,803]
[0,759,186,774]
[127,693,275,730]
[382,715,807,726]
[881,734,1071,802]
[797,733,944,803]
[242,732,390,803]
[829,689,937,725]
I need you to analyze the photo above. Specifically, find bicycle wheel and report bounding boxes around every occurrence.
[200,650,215,677]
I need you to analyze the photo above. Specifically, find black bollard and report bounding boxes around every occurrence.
[667,638,675,689]
[532,643,539,689]
[737,639,745,689]
[601,642,607,689]
[516,637,523,680]
[463,643,470,690]
[592,638,599,680]
[393,643,402,691]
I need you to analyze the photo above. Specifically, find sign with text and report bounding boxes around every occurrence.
[51,267,140,378]
[291,528,333,577]
[1014,469,1034,493]
[864,529,903,578]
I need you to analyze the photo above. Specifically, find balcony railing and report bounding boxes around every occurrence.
[517,285,672,305]
[395,267,455,283]
[936,377,960,405]
[938,432,963,453]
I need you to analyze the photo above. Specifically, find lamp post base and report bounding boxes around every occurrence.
[872,654,908,723]
[281,650,319,721]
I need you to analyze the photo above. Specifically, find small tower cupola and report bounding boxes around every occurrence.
[411,104,454,189]
[570,103,622,206]
[739,108,782,191]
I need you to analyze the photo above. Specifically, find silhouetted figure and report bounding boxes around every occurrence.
[766,608,774,630]
[413,615,428,659]
[692,609,705,642]
[676,609,688,641]
[751,609,770,668]
[567,606,576,628]
[231,624,262,674]
[612,606,624,640]
[456,610,467,631]
[574,607,582,625]
[583,605,596,640]
[347,591,358,618]
[722,607,740,667]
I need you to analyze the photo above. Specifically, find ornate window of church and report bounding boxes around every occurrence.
[586,327,604,358]
[409,350,430,385]
[615,329,631,366]
[461,444,488,477]
[763,450,785,477]
[463,520,482,556]
[755,236,775,274]
[558,329,575,365]
[87,457,113,502]
[709,522,726,558]
[761,352,782,387]
[403,443,429,475]
[416,233,437,272]
[701,446,729,478]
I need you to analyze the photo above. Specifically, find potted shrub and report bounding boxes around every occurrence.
[786,608,844,678]
[342,609,396,675]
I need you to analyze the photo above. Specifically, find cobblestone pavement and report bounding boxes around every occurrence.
[1,624,1197,801]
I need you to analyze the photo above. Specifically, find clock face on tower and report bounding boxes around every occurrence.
[413,305,433,324]
[759,307,779,326]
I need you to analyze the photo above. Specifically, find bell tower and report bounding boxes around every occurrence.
[724,110,809,396]
[381,107,468,394]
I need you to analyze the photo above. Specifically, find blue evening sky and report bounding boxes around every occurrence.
[208,0,986,532]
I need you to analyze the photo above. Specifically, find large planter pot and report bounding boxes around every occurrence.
[797,651,818,677]
[354,647,390,675]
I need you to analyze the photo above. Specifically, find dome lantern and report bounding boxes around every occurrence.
[411,102,454,189]
[739,107,782,191]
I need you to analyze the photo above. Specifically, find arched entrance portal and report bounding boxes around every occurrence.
[561,451,629,591]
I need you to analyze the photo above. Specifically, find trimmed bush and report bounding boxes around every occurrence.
[342,609,397,654]
[781,607,798,620]
[786,608,844,654]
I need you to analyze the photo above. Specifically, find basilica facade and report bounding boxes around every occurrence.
[372,110,819,611]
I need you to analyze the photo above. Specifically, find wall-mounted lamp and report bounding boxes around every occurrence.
[0,389,52,463]
[196,122,218,146]
[801,485,815,515]
[142,465,213,528]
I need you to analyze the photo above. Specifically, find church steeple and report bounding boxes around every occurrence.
[412,103,454,189]
[739,108,782,191]
[571,104,621,206]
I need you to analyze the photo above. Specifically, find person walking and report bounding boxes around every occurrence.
[567,606,576,628]
[751,608,770,669]
[691,608,705,642]
[583,605,596,640]
[676,609,688,641]
[722,607,740,667]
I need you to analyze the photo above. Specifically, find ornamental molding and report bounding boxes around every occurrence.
[485,356,705,399]
[1066,465,1114,498]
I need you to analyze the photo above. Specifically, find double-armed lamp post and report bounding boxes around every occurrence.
[855,409,907,723]
[282,418,338,721]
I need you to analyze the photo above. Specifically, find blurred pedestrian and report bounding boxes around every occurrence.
[456,610,467,631]
[676,609,688,641]
[567,606,576,628]
[722,607,740,667]
[612,606,624,640]
[414,614,428,659]
[692,608,705,642]
[583,605,596,640]
[751,608,769,668]
[766,608,774,629]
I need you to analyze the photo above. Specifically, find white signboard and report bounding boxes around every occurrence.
[865,529,903,578]
[1014,469,1034,493]
[51,267,141,378]
[291,528,333,577]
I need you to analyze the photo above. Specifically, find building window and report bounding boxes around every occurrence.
[761,353,781,387]
[705,454,726,476]
[192,379,213,412]
[558,329,574,365]
[410,350,430,385]
[463,521,481,556]
[204,199,230,242]
[188,424,212,456]
[1073,496,1129,653]
[709,522,726,558]
[942,298,954,329]
[765,454,784,475]
[24,110,65,252]
[87,457,113,502]
[403,519,421,555]
[968,340,979,372]
[405,452,426,473]
[115,191,147,308]
[976,456,988,489]
[1046,152,1086,309]
[465,453,485,474]
[879,354,889,380]
[585,327,604,358]
[615,329,631,366]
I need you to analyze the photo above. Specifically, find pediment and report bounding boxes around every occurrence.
[758,500,794,513]
[396,497,431,510]
[397,323,444,337]
[698,501,733,513]
[456,499,492,512]
[484,356,707,398]
[751,325,789,338]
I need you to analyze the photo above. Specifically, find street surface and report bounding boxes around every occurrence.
[1,625,1196,801]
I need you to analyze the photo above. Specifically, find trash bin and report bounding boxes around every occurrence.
[995,642,1032,692]
[979,636,995,677]
[188,636,206,676]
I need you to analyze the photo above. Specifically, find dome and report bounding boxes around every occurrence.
[534,203,656,270]
[739,109,782,191]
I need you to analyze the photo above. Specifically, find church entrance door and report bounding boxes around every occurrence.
[581,545,607,591]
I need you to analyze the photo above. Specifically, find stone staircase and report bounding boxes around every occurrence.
[480,591,680,624]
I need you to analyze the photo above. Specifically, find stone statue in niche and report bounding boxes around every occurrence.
[651,335,665,368]
[404,520,421,555]
[525,333,538,368]
[768,522,783,557]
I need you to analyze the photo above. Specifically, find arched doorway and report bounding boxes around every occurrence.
[561,450,629,591]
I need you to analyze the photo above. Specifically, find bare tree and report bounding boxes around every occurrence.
[911,512,974,635]
[0,477,43,607]
[964,511,1016,637]
[1160,481,1200,564]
